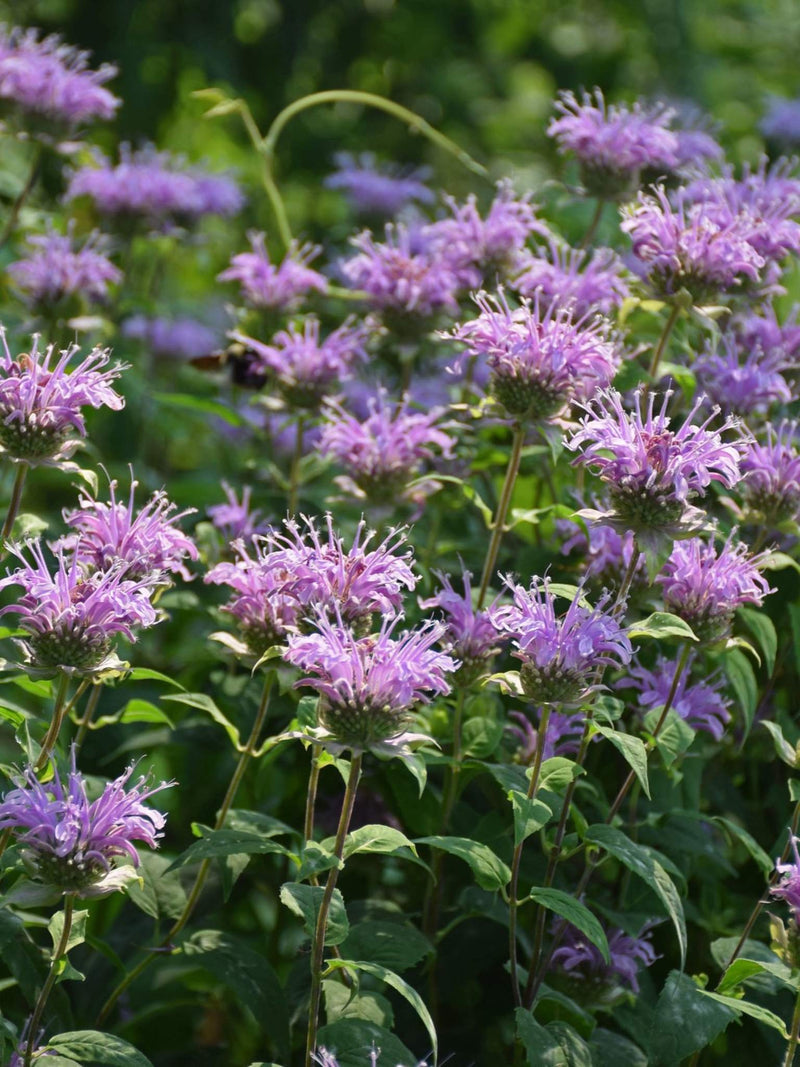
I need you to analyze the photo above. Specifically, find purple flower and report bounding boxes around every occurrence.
[566,389,746,536]
[122,315,219,361]
[285,612,455,753]
[0,26,119,132]
[772,836,800,919]
[548,89,679,199]
[320,391,455,506]
[204,538,302,656]
[0,749,170,894]
[762,97,800,145]
[208,482,270,544]
[620,186,765,303]
[341,223,460,319]
[0,540,160,675]
[448,290,619,421]
[657,535,772,644]
[232,316,375,409]
[549,920,657,998]
[506,708,584,763]
[684,159,800,264]
[694,334,791,417]
[325,151,434,215]
[0,330,125,465]
[558,512,646,589]
[419,569,506,684]
[734,302,800,365]
[619,654,731,739]
[512,240,630,317]
[492,579,633,705]
[218,232,328,311]
[59,474,198,584]
[65,144,243,228]
[8,228,121,310]
[425,180,550,285]
[741,421,800,524]
[265,514,417,628]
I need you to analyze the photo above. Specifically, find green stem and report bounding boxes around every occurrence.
[578,199,604,250]
[720,800,800,976]
[263,90,487,180]
[73,685,102,751]
[509,705,551,1008]
[478,423,525,609]
[96,673,274,1028]
[786,986,800,1067]
[2,462,28,541]
[0,145,43,250]
[34,674,72,773]
[304,744,323,847]
[305,752,363,1067]
[288,415,306,515]
[648,303,681,380]
[24,894,75,1067]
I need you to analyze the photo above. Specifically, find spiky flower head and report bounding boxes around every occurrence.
[0,330,125,465]
[772,836,800,920]
[621,186,765,303]
[320,391,455,507]
[512,240,630,317]
[8,228,121,312]
[59,474,197,584]
[548,89,679,200]
[657,534,772,644]
[208,482,270,544]
[419,569,506,685]
[448,289,619,421]
[491,579,632,706]
[694,334,791,418]
[549,920,658,1000]
[762,97,800,145]
[66,144,243,228]
[566,389,746,537]
[0,749,170,895]
[341,223,460,321]
[232,315,374,409]
[741,421,800,525]
[285,612,455,754]
[325,151,434,215]
[734,302,800,365]
[218,232,328,311]
[0,540,159,676]
[122,315,219,361]
[0,26,119,134]
[425,180,550,286]
[265,514,417,631]
[558,509,647,591]
[619,654,731,740]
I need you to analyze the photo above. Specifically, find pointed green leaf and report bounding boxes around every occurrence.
[163,692,241,746]
[647,972,736,1065]
[525,888,609,963]
[627,612,698,642]
[592,725,650,798]
[166,829,292,872]
[46,1032,153,1067]
[340,921,432,972]
[279,882,349,945]
[415,835,511,891]
[509,792,553,847]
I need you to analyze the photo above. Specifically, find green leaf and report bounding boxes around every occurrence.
[415,835,511,891]
[124,667,185,689]
[342,824,428,872]
[340,921,432,972]
[717,956,794,994]
[696,990,789,1038]
[315,1020,417,1067]
[588,1029,647,1067]
[166,828,292,872]
[153,392,247,427]
[508,791,553,847]
[515,1008,575,1066]
[647,972,735,1065]
[724,648,758,739]
[642,707,695,767]
[762,720,798,767]
[182,930,289,1060]
[584,825,687,967]
[0,908,46,1001]
[524,888,609,963]
[539,757,583,794]
[711,816,773,875]
[592,724,650,798]
[163,692,240,746]
[118,699,175,728]
[48,908,88,957]
[325,959,437,1065]
[126,852,189,920]
[279,882,349,945]
[46,1032,153,1067]
[627,612,698,642]
[790,779,800,803]
[461,716,505,758]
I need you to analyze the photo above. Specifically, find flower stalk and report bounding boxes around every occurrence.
[2,461,29,541]
[478,422,525,608]
[24,893,75,1067]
